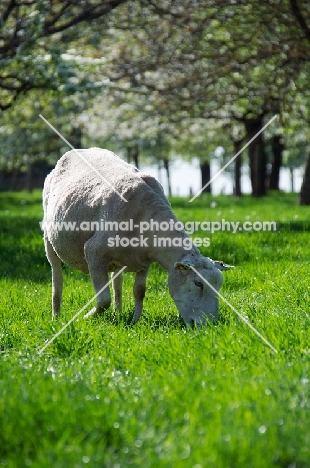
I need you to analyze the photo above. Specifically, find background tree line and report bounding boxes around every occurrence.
[0,0,309,203]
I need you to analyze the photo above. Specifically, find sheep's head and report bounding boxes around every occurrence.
[168,256,234,326]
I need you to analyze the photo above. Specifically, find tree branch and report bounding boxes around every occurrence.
[290,0,310,43]
[2,0,16,22]
[43,0,129,35]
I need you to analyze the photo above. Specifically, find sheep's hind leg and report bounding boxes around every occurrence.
[132,269,148,324]
[112,270,123,312]
[44,235,63,319]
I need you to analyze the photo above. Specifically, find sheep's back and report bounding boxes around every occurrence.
[43,148,171,272]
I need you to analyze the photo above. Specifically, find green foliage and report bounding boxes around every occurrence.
[1,0,310,179]
[0,0,128,109]
[0,191,310,467]
[69,0,310,183]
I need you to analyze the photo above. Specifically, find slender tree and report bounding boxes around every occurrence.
[299,153,310,204]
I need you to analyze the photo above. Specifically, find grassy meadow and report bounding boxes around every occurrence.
[0,190,309,468]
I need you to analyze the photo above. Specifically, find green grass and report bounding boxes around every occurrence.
[0,190,309,468]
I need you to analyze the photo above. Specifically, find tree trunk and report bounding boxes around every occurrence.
[10,167,18,191]
[269,135,284,190]
[132,143,139,169]
[200,161,211,194]
[127,143,139,169]
[244,117,267,197]
[26,162,33,193]
[233,139,242,196]
[70,125,82,148]
[163,158,172,196]
[290,167,294,192]
[299,153,310,205]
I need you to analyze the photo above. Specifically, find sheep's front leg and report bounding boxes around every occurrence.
[112,270,123,312]
[84,241,111,318]
[44,235,63,319]
[132,269,149,324]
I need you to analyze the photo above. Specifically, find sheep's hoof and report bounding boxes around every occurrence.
[84,307,102,319]
[131,311,142,325]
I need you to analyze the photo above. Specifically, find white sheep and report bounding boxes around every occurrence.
[42,148,232,326]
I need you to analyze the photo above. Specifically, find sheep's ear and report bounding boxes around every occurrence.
[210,259,235,271]
[174,261,193,271]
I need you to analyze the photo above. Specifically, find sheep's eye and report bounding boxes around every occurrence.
[194,279,203,289]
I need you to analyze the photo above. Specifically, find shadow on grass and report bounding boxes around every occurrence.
[0,215,50,282]
[0,191,43,211]
[170,192,300,209]
[79,306,185,331]
[277,220,310,232]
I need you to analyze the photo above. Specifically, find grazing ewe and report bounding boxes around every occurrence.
[43,148,232,326]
